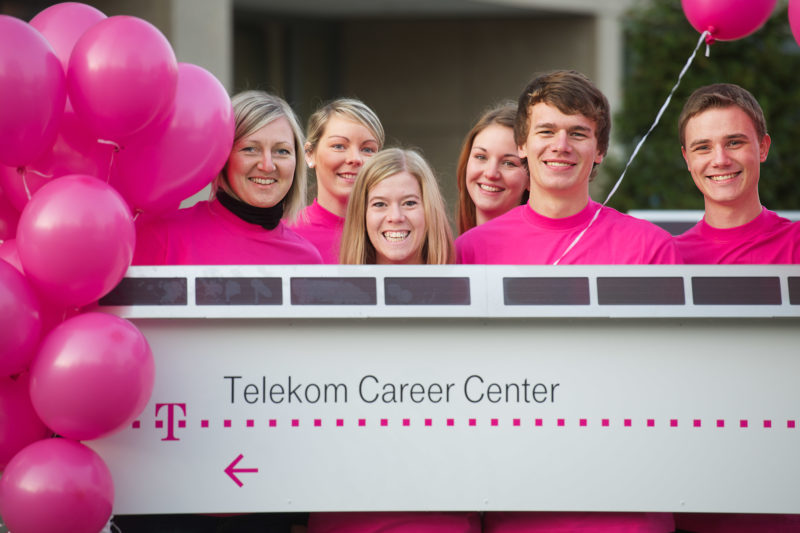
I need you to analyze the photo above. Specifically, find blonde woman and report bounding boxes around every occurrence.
[292,98,385,263]
[340,147,454,265]
[134,90,322,265]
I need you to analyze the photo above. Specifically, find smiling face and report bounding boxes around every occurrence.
[681,106,769,226]
[466,124,528,225]
[365,171,427,265]
[226,117,296,208]
[306,115,380,216]
[518,102,603,218]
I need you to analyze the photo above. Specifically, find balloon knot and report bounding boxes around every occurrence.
[97,139,121,152]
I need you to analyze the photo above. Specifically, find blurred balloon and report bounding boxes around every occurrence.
[16,174,135,308]
[681,0,777,42]
[790,0,800,47]
[0,438,113,533]
[0,373,50,469]
[68,15,178,141]
[30,312,154,441]
[0,259,41,377]
[113,63,234,212]
[0,239,22,272]
[0,184,19,240]
[30,2,106,73]
[0,16,66,167]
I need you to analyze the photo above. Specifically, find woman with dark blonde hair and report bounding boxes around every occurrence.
[456,102,529,235]
[292,98,385,262]
[133,90,322,265]
[339,148,454,265]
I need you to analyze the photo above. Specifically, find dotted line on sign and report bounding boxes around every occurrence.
[130,418,799,430]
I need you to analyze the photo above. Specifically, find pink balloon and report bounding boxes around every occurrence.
[790,0,800,47]
[0,438,113,533]
[30,312,154,441]
[17,175,135,308]
[112,63,235,212]
[30,2,106,73]
[0,374,50,469]
[0,167,30,214]
[0,184,19,240]
[681,0,777,42]
[0,239,22,273]
[68,15,178,141]
[0,259,41,377]
[0,16,66,167]
[0,105,112,212]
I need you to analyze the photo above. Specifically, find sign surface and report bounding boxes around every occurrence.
[90,265,800,515]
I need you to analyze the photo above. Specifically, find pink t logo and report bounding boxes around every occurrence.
[155,403,187,441]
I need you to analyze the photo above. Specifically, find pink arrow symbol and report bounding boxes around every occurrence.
[224,454,259,487]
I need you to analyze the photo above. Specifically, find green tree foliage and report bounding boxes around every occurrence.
[605,0,800,211]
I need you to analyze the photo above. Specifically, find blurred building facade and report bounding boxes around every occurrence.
[4,0,634,210]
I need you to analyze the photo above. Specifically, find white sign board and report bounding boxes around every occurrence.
[90,265,800,515]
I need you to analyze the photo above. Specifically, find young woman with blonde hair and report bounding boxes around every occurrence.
[292,98,385,262]
[339,148,454,265]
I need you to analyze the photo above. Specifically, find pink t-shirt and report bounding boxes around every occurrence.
[308,512,480,533]
[132,199,323,265]
[675,207,800,264]
[484,512,674,533]
[291,199,345,264]
[456,201,680,265]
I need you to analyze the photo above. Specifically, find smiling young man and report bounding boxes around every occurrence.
[675,83,800,264]
[456,70,679,265]
[674,85,800,533]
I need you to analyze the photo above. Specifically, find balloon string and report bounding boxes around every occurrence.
[133,209,143,222]
[97,139,121,184]
[553,30,710,265]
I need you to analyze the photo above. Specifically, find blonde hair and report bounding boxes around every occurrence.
[306,98,385,156]
[213,91,307,222]
[340,148,454,265]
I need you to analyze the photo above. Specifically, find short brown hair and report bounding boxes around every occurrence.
[514,70,610,157]
[678,83,767,147]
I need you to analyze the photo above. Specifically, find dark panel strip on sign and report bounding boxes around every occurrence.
[503,277,590,305]
[290,277,377,305]
[790,277,800,305]
[195,277,282,305]
[384,277,470,305]
[99,278,188,306]
[597,277,685,305]
[692,277,781,305]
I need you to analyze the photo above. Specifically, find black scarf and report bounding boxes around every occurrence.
[216,189,283,230]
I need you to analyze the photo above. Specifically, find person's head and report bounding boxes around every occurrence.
[679,83,770,222]
[456,102,529,234]
[304,98,385,217]
[513,70,608,216]
[340,148,454,265]
[214,91,307,222]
